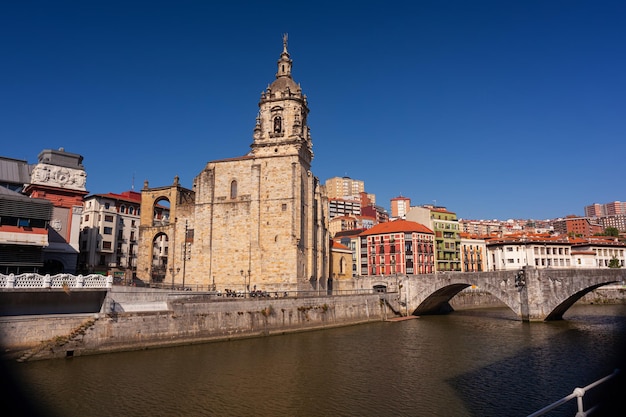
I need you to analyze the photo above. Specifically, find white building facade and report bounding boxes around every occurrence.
[79,191,143,280]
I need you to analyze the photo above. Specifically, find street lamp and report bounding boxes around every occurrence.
[240,269,250,297]
[170,267,180,289]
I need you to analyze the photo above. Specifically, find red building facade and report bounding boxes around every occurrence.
[359,219,434,276]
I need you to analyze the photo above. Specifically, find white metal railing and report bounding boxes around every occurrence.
[0,273,113,289]
[527,369,620,417]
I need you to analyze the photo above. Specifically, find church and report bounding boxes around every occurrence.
[136,36,330,292]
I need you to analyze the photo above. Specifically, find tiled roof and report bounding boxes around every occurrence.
[331,240,351,251]
[334,229,366,238]
[89,190,142,203]
[359,219,433,236]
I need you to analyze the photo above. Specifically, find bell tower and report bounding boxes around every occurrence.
[251,34,313,169]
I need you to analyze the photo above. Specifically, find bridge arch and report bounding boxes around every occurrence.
[410,273,521,318]
[543,281,620,321]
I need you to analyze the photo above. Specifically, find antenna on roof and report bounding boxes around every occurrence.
[131,172,135,190]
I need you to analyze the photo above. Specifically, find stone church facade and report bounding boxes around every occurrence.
[137,36,330,292]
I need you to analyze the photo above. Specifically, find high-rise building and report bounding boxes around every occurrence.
[584,203,605,217]
[325,176,364,200]
[585,201,626,217]
[390,195,411,219]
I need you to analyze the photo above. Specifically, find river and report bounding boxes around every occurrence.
[3,304,626,417]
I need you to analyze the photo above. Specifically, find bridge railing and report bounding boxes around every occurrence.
[0,273,113,289]
[527,369,620,417]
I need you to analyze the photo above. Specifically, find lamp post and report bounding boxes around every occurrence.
[169,267,180,289]
[240,270,250,297]
[182,220,188,289]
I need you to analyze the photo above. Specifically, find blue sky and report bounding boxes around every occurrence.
[1,1,625,221]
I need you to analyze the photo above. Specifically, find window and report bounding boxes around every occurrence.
[102,241,112,250]
[230,180,237,199]
[104,227,113,235]
[104,203,110,209]
[85,214,89,221]
[105,215,114,222]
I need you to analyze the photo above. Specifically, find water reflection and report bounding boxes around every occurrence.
[3,304,625,417]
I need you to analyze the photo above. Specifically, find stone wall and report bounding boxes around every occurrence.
[0,291,387,361]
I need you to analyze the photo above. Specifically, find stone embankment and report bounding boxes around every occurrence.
[1,286,623,362]
[0,287,389,362]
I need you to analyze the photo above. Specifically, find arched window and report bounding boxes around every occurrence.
[273,116,282,133]
[230,180,237,199]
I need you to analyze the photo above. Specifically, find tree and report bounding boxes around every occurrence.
[608,257,621,268]
[604,227,619,237]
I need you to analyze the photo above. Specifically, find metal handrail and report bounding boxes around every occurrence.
[527,369,620,417]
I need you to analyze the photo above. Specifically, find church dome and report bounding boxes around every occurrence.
[269,76,301,95]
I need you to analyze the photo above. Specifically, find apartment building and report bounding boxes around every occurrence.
[328,198,361,219]
[79,191,143,280]
[552,215,603,237]
[459,233,487,272]
[406,205,461,272]
[598,215,626,232]
[359,219,434,276]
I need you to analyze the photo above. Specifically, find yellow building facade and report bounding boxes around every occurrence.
[136,36,329,292]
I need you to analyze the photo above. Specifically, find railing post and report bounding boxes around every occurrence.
[7,273,15,288]
[574,387,585,416]
[44,274,51,289]
[77,274,84,288]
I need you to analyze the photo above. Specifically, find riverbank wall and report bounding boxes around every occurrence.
[0,288,389,362]
[1,286,623,362]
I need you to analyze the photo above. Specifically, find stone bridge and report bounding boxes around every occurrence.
[359,268,625,322]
